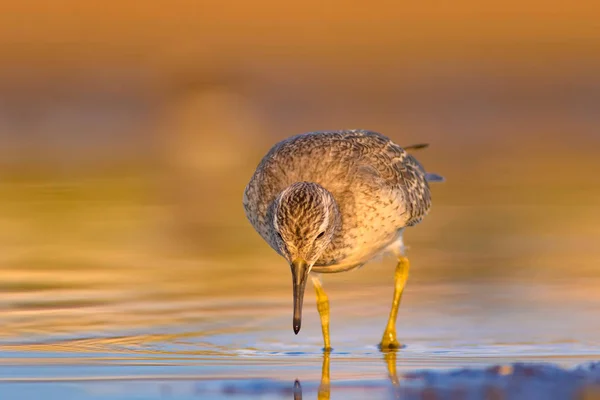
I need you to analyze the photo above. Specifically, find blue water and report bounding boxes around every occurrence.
[3,279,600,399]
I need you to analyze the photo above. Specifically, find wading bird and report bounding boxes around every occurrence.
[243,130,443,351]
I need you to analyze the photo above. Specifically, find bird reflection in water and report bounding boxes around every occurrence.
[293,350,401,400]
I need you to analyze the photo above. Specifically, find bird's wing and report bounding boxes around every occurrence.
[337,130,435,227]
[395,152,432,226]
[365,138,433,227]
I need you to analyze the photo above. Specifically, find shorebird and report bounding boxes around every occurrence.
[243,130,443,350]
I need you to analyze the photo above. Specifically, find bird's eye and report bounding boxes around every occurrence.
[316,231,325,239]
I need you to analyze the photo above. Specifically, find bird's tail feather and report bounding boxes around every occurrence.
[425,173,445,183]
[403,143,445,183]
[404,143,429,151]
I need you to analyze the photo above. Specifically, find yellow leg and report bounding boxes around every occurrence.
[311,275,332,352]
[384,351,401,396]
[318,350,331,400]
[380,256,410,350]
[293,351,331,400]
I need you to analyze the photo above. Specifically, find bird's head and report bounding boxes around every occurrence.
[271,182,340,335]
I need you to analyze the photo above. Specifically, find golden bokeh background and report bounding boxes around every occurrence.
[1,1,600,340]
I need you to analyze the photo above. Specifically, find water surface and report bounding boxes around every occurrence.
[3,264,600,398]
[1,179,600,399]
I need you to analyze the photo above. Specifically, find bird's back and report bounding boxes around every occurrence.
[243,130,434,269]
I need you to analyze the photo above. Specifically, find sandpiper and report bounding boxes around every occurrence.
[243,129,443,350]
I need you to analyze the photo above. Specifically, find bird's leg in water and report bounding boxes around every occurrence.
[380,256,410,350]
[292,351,331,400]
[384,351,401,397]
[311,274,331,352]
[318,350,331,400]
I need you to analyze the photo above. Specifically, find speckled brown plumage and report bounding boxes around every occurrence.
[243,129,441,273]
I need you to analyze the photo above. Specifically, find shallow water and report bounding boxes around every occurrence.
[2,177,600,399]
[3,261,600,399]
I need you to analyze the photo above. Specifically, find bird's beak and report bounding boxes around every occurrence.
[291,258,310,335]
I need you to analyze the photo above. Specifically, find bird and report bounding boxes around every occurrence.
[243,129,443,351]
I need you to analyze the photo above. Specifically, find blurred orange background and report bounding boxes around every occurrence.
[1,0,599,308]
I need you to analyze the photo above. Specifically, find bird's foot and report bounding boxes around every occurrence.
[379,330,402,351]
[379,339,401,351]
[322,346,333,353]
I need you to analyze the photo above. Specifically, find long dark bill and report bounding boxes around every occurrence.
[291,258,310,335]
